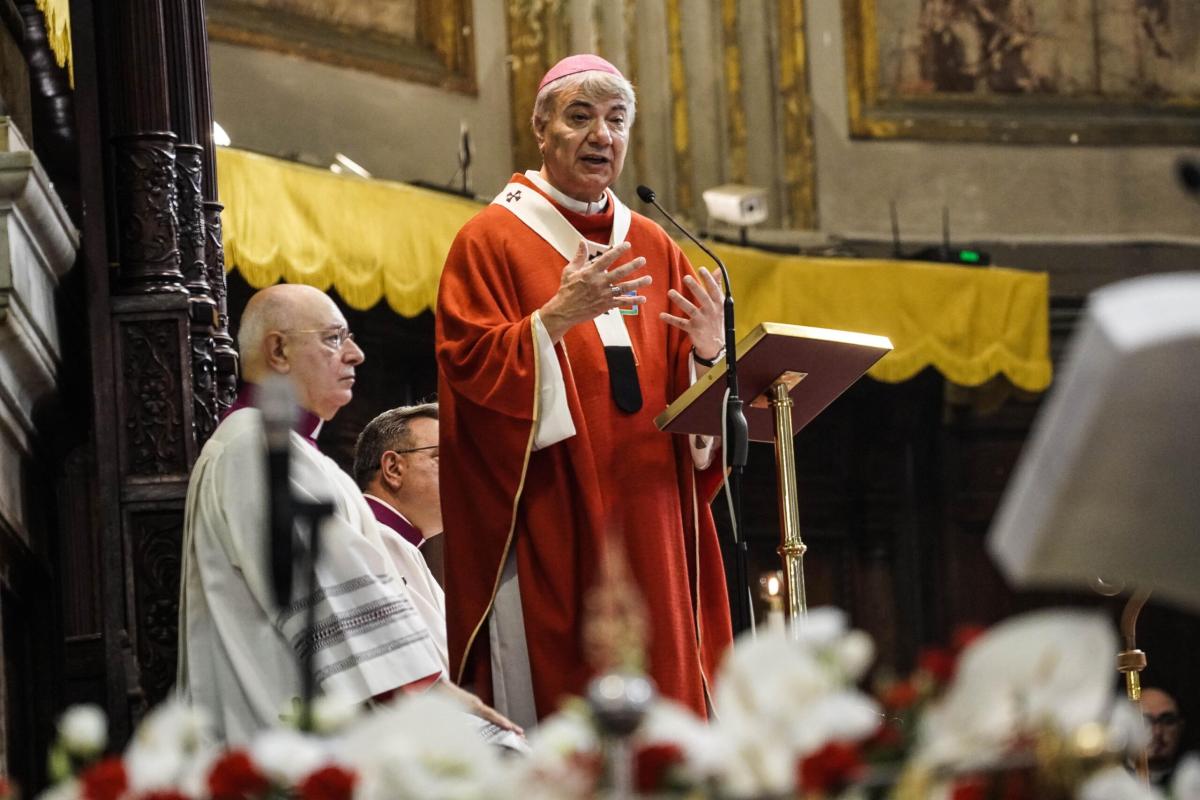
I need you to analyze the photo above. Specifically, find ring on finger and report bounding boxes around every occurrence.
[610,284,622,297]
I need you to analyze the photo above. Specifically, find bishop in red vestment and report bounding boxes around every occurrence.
[436,55,733,725]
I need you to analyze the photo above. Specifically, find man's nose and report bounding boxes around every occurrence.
[344,337,365,365]
[587,118,612,144]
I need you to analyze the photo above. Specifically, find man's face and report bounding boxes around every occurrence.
[282,294,364,420]
[1142,689,1184,766]
[536,88,630,203]
[398,416,440,511]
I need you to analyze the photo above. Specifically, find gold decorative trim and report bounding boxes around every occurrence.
[505,0,572,172]
[623,0,646,187]
[720,0,746,184]
[777,0,817,228]
[665,0,693,216]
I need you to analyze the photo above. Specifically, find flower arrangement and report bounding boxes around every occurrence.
[29,607,1199,800]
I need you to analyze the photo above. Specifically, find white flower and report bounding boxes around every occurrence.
[915,609,1118,770]
[34,778,81,800]
[311,691,361,735]
[124,699,213,793]
[1171,753,1200,800]
[494,703,598,800]
[712,613,880,797]
[336,692,503,800]
[58,705,107,756]
[638,699,725,783]
[250,728,329,786]
[1078,765,1164,800]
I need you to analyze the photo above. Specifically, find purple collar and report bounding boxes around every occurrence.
[223,383,323,446]
[364,495,424,548]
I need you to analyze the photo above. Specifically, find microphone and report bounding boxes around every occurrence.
[638,183,753,634]
[259,375,298,608]
[1180,158,1200,198]
[636,184,748,468]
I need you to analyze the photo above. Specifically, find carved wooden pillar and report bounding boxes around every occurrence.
[106,0,195,717]
[184,0,238,411]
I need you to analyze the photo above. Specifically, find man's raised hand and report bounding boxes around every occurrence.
[539,241,652,343]
[660,266,725,364]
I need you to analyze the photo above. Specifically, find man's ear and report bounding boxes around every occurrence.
[380,450,405,492]
[264,332,290,373]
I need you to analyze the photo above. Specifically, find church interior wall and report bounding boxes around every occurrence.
[209,0,1199,300]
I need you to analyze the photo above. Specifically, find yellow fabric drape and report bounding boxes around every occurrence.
[678,242,1051,390]
[36,0,72,85]
[216,147,1051,391]
[217,147,480,317]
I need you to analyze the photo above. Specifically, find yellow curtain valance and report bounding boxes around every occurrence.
[216,147,1051,392]
[678,242,1051,390]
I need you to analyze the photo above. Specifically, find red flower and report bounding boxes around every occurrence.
[881,679,920,711]
[952,624,987,654]
[950,775,988,800]
[634,743,685,793]
[918,646,957,684]
[298,765,357,800]
[797,741,864,794]
[140,792,191,800]
[0,775,14,800]
[207,751,271,800]
[80,757,127,800]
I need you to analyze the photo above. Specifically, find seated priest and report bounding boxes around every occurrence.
[353,403,448,669]
[177,283,519,744]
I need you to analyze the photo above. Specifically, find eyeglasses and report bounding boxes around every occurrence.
[392,444,438,457]
[280,326,356,351]
[1144,712,1183,728]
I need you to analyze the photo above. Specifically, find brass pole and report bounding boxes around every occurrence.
[769,382,807,624]
[1118,588,1152,783]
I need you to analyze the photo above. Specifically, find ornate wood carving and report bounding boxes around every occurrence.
[113,133,187,295]
[126,508,183,709]
[204,202,238,411]
[116,315,190,480]
[176,144,218,442]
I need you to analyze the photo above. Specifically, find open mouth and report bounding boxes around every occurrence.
[580,154,610,166]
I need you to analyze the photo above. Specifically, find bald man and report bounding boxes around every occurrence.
[177,284,518,743]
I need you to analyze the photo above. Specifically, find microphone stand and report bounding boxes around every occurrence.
[261,377,336,732]
[638,186,753,634]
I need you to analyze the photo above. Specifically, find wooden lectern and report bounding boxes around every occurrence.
[655,322,893,627]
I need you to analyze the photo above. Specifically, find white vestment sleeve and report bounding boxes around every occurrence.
[531,310,576,450]
[688,353,718,470]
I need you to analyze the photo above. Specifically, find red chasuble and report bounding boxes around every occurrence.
[436,174,733,719]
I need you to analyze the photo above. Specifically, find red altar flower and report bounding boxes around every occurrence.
[917,646,958,685]
[207,751,270,800]
[797,741,865,795]
[881,678,920,711]
[297,765,357,800]
[140,792,191,800]
[633,743,685,793]
[80,757,128,800]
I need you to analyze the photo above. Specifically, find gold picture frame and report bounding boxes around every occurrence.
[207,0,477,95]
[842,0,1200,145]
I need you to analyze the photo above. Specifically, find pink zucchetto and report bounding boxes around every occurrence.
[537,54,625,93]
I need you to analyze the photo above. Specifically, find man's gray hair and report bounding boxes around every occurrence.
[531,70,637,132]
[352,402,439,489]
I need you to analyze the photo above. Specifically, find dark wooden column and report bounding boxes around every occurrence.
[164,0,218,442]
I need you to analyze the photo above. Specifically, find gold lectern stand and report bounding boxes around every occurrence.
[655,322,893,628]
